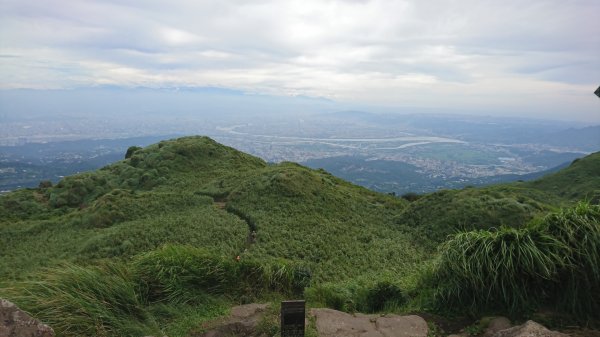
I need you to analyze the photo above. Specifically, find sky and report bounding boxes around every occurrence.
[0,0,599,122]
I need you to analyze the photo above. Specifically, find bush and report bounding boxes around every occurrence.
[401,192,421,202]
[425,202,600,319]
[543,202,600,317]
[125,146,142,159]
[364,280,405,312]
[38,180,53,189]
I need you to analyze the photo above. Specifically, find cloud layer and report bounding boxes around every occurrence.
[1,0,599,121]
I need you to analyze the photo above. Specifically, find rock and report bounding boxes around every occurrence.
[310,309,375,336]
[0,298,55,337]
[484,317,512,337]
[491,320,569,337]
[375,315,430,337]
[310,308,428,337]
[194,303,269,337]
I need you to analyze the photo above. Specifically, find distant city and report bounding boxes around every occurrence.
[1,110,598,194]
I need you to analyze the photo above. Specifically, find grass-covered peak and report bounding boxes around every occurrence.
[527,151,600,201]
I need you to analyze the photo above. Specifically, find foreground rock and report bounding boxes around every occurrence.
[491,320,569,337]
[195,303,269,337]
[484,317,512,337]
[0,299,55,337]
[310,308,428,337]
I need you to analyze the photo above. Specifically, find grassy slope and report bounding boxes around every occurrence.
[0,137,425,282]
[1,136,263,279]
[526,152,600,201]
[395,185,560,244]
[1,136,598,336]
[394,153,600,243]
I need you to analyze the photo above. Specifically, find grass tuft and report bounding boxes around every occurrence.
[425,202,600,320]
[134,245,310,304]
[0,263,161,337]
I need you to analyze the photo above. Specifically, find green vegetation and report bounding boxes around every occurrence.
[396,185,559,244]
[305,278,407,313]
[1,263,161,337]
[424,202,600,319]
[1,136,598,336]
[134,245,309,302]
[527,152,600,201]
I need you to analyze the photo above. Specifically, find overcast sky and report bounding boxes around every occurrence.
[1,0,599,122]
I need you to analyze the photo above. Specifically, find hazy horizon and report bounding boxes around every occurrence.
[1,0,599,123]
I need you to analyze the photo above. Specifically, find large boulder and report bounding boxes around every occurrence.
[0,299,55,337]
[491,320,569,337]
[310,308,428,337]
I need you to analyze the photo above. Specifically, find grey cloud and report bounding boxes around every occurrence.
[0,0,598,121]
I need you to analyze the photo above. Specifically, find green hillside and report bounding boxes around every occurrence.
[0,137,423,282]
[526,151,600,201]
[394,153,600,243]
[1,136,598,336]
[395,185,559,243]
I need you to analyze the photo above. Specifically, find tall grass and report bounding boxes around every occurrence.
[426,202,600,319]
[0,263,160,337]
[306,278,406,313]
[429,227,568,315]
[544,202,600,316]
[134,245,310,303]
[0,245,311,337]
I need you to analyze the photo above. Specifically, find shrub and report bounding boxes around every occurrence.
[125,146,142,159]
[543,202,600,317]
[38,180,53,189]
[364,280,405,312]
[430,226,567,316]
[401,192,421,202]
[425,202,600,319]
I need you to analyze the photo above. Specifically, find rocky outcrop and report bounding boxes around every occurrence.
[195,303,269,337]
[310,308,428,337]
[490,320,569,337]
[0,299,55,337]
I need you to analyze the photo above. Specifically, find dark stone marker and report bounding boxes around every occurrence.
[281,300,305,337]
[595,86,600,98]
